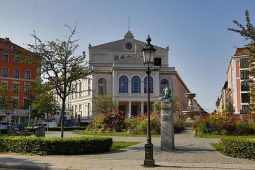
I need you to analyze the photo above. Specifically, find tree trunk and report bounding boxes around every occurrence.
[61,97,66,138]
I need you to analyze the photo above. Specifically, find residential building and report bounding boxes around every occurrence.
[0,37,40,123]
[225,47,254,114]
[57,31,202,122]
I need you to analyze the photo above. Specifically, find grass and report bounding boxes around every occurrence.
[74,130,160,137]
[111,141,140,151]
[211,143,222,151]
[195,134,255,139]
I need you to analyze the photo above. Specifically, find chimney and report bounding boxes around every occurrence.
[5,37,10,42]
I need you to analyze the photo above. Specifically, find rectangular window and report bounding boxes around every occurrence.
[2,68,8,77]
[241,93,250,103]
[12,98,19,108]
[1,82,7,90]
[24,70,31,79]
[2,55,8,62]
[241,105,250,114]
[23,98,30,109]
[240,58,248,68]
[13,69,19,78]
[13,84,19,93]
[240,70,249,79]
[14,55,19,64]
[24,84,30,94]
[241,81,249,91]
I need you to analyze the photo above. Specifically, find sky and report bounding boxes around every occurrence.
[1,0,255,112]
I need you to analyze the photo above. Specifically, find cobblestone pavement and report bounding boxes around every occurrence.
[0,129,254,169]
[46,129,255,165]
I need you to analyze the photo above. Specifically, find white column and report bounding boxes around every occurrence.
[141,101,144,114]
[128,101,131,117]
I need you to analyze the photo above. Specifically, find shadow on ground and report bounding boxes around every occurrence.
[0,157,50,169]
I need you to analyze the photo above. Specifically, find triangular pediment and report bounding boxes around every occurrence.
[115,56,144,65]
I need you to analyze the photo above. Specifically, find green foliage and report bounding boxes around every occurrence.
[30,80,59,118]
[220,138,255,159]
[193,115,255,135]
[93,95,116,114]
[87,109,125,132]
[0,136,112,155]
[125,113,160,134]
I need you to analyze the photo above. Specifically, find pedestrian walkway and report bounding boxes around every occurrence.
[0,129,254,169]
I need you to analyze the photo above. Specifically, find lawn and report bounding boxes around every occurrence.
[111,141,140,151]
[74,130,160,137]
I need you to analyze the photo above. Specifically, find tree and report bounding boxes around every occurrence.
[228,10,255,114]
[29,26,89,137]
[30,80,59,122]
[93,95,116,114]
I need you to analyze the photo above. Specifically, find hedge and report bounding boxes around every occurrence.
[221,138,255,159]
[0,136,112,155]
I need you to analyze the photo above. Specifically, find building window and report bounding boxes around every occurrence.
[121,55,125,59]
[24,70,31,79]
[23,98,30,109]
[240,70,249,79]
[241,81,249,91]
[24,58,29,65]
[114,55,119,61]
[13,84,19,93]
[2,68,8,77]
[2,55,8,62]
[119,75,128,93]
[160,79,169,92]
[131,76,141,93]
[241,105,250,114]
[241,93,250,103]
[144,76,153,93]
[79,82,82,97]
[14,55,19,64]
[1,82,7,90]
[98,78,107,95]
[13,69,19,78]
[24,84,30,94]
[240,58,248,68]
[13,98,19,108]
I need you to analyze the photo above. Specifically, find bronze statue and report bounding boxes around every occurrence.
[161,87,173,104]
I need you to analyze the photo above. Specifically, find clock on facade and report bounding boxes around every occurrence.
[125,42,132,50]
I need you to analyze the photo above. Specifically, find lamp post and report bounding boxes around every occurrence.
[142,35,156,167]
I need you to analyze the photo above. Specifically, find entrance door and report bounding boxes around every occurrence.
[131,105,138,116]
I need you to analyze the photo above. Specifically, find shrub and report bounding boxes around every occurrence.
[87,109,125,132]
[125,113,185,134]
[221,138,255,159]
[0,136,112,155]
[125,113,160,134]
[193,114,255,135]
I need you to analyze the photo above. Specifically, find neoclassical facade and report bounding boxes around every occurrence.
[62,31,192,121]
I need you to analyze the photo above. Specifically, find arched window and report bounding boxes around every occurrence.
[114,55,119,61]
[144,76,153,93]
[98,78,107,95]
[119,75,128,93]
[160,79,169,92]
[121,55,125,59]
[132,76,141,93]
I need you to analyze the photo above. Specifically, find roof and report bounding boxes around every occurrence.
[234,47,250,56]
[0,37,28,53]
[89,31,168,53]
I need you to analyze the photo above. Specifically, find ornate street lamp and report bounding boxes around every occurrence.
[142,35,156,167]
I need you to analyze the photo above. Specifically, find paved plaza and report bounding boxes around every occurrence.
[0,129,254,170]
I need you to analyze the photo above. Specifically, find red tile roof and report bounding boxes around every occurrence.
[0,37,28,53]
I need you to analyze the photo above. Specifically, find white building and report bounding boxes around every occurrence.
[59,31,196,122]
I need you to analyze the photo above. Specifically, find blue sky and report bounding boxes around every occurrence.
[1,0,255,112]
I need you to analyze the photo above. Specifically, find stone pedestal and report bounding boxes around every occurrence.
[160,102,174,151]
